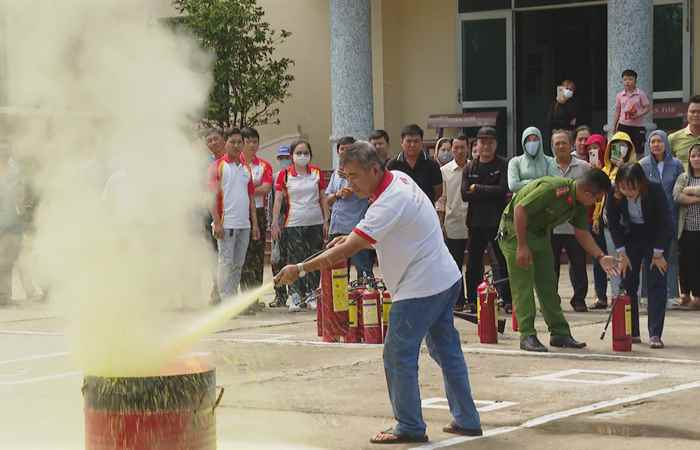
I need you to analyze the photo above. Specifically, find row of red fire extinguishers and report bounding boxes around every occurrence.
[317,261,635,352]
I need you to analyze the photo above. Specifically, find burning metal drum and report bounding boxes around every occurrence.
[83,359,223,450]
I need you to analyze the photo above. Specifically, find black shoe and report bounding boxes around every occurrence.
[268,297,287,308]
[589,300,608,310]
[570,300,588,312]
[520,335,548,352]
[454,304,466,312]
[503,303,513,314]
[467,303,477,314]
[550,335,586,349]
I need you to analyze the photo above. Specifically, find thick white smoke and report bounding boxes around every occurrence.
[2,0,215,375]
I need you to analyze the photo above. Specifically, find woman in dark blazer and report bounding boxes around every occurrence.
[607,163,674,349]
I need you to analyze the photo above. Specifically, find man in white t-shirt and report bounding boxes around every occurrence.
[275,142,482,444]
[210,128,259,300]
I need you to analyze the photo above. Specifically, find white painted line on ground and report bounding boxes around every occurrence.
[410,379,700,449]
[0,371,80,385]
[208,335,700,365]
[422,398,517,412]
[476,400,519,412]
[0,330,64,336]
[411,427,518,450]
[460,346,700,365]
[0,352,69,366]
[526,369,659,385]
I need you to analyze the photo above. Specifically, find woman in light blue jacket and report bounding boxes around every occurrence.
[508,127,558,193]
[639,130,685,303]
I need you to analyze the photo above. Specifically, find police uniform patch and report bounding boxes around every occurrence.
[556,186,570,198]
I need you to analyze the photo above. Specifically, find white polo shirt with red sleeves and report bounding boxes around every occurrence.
[275,164,327,227]
[211,154,255,229]
[353,171,461,302]
[240,153,273,208]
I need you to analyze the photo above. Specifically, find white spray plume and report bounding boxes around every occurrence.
[2,0,216,376]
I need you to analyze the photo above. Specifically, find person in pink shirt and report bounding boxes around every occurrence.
[613,69,651,159]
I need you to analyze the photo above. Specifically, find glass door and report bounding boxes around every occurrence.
[458,10,514,156]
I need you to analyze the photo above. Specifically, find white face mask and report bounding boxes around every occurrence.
[438,150,453,164]
[293,154,310,167]
[524,141,540,157]
[563,88,574,99]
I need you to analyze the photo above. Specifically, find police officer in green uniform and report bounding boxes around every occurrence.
[499,169,620,352]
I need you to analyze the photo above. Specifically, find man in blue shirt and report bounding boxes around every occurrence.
[326,136,373,278]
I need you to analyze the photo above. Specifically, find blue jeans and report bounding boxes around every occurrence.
[383,281,481,437]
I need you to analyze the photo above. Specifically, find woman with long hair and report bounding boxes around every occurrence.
[607,163,674,348]
[271,140,329,311]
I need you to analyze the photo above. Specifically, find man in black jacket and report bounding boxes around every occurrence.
[461,127,512,312]
[607,163,673,348]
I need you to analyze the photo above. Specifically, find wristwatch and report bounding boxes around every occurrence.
[296,263,307,278]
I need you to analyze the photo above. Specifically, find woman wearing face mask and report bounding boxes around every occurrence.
[548,80,578,133]
[507,127,557,193]
[674,144,700,308]
[435,137,454,167]
[272,140,330,311]
[589,132,636,310]
[607,163,673,349]
[639,131,685,307]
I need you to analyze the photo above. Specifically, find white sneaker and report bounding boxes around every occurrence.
[667,298,682,309]
[288,293,302,312]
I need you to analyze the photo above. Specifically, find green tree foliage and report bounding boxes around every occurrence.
[173,0,294,128]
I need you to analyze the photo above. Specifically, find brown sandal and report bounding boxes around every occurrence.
[442,422,484,436]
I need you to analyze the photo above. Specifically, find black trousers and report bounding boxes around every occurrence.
[283,225,323,298]
[679,230,700,297]
[446,238,467,307]
[241,208,267,291]
[551,233,589,305]
[624,226,668,338]
[467,226,512,305]
[592,226,609,302]
[617,124,647,158]
[271,228,288,302]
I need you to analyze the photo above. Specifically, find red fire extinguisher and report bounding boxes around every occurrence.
[477,280,498,344]
[381,289,392,340]
[361,286,383,344]
[611,292,632,352]
[315,287,323,337]
[320,261,349,342]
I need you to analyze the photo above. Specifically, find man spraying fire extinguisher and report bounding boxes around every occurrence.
[275,141,482,445]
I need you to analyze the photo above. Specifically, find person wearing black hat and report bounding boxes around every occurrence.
[461,127,513,312]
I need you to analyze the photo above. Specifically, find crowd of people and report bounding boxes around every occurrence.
[1,69,699,352]
[201,69,700,352]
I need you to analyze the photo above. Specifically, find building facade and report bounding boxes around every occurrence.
[152,0,697,169]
